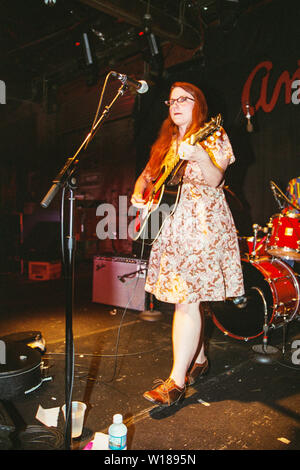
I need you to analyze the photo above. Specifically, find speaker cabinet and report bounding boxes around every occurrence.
[92,256,147,311]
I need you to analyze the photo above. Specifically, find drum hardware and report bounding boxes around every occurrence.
[270,181,286,211]
[250,224,259,258]
[251,284,281,362]
[250,286,281,363]
[270,180,300,213]
[250,224,269,259]
[139,293,162,321]
[281,314,289,356]
[251,286,270,352]
[238,236,267,259]
[251,344,281,363]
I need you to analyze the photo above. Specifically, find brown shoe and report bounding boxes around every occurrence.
[143,378,186,407]
[186,359,209,386]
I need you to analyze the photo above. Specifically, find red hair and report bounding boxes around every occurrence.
[147,82,208,178]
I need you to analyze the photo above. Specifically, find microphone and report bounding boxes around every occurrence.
[111,71,149,94]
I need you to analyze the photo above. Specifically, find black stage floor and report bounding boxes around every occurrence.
[0,259,300,453]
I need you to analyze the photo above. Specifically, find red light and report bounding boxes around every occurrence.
[138,31,144,36]
[75,41,81,47]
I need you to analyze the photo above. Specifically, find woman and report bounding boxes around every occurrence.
[131,82,244,406]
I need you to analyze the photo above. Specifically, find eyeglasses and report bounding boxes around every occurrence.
[164,96,195,107]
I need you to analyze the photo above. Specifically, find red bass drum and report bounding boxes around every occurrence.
[211,257,300,341]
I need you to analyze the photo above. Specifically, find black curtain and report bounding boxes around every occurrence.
[133,0,300,236]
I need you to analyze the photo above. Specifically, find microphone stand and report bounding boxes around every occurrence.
[40,82,128,450]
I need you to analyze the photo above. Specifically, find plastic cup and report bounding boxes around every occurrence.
[62,401,87,438]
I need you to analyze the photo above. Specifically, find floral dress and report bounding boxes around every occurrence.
[143,127,245,304]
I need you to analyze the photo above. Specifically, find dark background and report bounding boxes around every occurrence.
[0,0,299,271]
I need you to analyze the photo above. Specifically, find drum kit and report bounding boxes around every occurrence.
[212,181,300,353]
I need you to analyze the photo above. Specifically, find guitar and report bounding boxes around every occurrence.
[132,114,223,242]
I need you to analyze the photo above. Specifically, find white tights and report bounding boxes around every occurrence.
[169,301,206,388]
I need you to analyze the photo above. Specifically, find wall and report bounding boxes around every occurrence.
[0,39,195,265]
[1,0,299,270]
[203,0,300,231]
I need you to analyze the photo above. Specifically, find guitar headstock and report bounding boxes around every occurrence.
[189,114,223,145]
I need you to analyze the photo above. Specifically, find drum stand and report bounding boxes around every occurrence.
[139,293,162,321]
[251,286,281,363]
[249,226,283,363]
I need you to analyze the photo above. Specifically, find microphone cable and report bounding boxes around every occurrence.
[105,235,147,383]
[84,71,114,150]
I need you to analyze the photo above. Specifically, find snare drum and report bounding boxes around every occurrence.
[212,257,300,341]
[266,213,300,261]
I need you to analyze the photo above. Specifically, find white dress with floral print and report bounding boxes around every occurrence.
[144,127,245,304]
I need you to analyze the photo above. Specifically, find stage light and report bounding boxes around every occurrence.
[82,33,93,66]
[142,13,160,57]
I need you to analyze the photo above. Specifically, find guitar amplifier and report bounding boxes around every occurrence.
[92,256,148,311]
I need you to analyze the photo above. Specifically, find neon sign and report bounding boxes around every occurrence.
[241,60,300,115]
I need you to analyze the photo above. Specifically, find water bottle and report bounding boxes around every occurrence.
[108,414,127,450]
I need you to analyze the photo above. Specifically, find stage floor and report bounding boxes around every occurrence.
[0,259,300,452]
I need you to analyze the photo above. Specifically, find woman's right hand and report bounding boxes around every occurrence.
[130,192,146,208]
